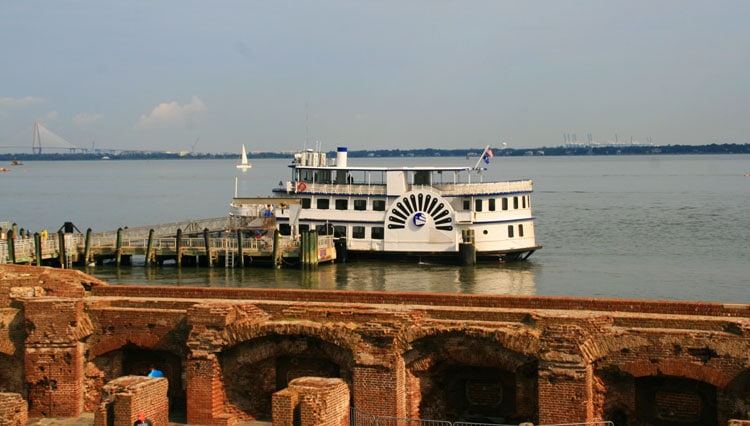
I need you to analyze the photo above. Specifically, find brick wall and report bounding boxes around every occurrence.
[1,265,749,425]
[0,392,27,426]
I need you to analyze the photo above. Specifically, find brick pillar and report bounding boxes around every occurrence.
[538,363,594,423]
[0,392,28,426]
[93,376,168,426]
[272,377,349,426]
[352,361,405,418]
[186,352,233,426]
[23,298,89,418]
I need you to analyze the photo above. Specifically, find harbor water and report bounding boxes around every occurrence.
[1,154,748,302]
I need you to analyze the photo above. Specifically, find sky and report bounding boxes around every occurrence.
[1,1,749,154]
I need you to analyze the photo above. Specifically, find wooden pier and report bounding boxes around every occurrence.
[0,217,336,269]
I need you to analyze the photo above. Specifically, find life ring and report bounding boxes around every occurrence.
[297,182,307,192]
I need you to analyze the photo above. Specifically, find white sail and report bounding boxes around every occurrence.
[236,144,252,170]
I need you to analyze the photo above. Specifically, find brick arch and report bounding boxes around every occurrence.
[619,359,733,388]
[219,332,355,422]
[401,324,540,358]
[87,327,189,358]
[402,332,538,424]
[222,319,364,356]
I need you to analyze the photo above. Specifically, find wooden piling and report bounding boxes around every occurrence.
[34,232,42,266]
[272,230,280,267]
[83,229,92,266]
[115,228,123,267]
[145,229,155,266]
[203,228,212,267]
[236,231,244,267]
[459,229,476,266]
[176,229,182,267]
[58,230,67,269]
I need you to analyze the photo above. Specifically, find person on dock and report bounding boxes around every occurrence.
[133,411,153,426]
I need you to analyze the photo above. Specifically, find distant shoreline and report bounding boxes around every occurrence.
[1,143,748,161]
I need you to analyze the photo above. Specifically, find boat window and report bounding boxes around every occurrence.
[301,198,311,209]
[353,200,367,211]
[371,227,384,239]
[489,199,496,211]
[414,170,431,185]
[475,199,483,212]
[522,196,527,209]
[502,198,508,210]
[334,225,346,238]
[352,226,365,239]
[317,170,332,183]
[463,199,471,210]
[299,224,310,233]
[279,224,291,236]
[373,200,386,211]
[519,224,524,237]
[508,225,514,238]
[317,223,335,235]
[513,197,519,209]
[317,199,330,209]
[335,199,348,210]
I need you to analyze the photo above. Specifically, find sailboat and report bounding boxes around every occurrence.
[236,144,252,170]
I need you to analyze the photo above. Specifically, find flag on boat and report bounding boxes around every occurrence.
[483,148,494,164]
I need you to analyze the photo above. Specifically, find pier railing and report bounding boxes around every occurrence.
[2,228,333,268]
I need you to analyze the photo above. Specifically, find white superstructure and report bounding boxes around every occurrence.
[231,146,540,263]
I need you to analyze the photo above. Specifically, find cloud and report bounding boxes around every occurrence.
[0,96,45,108]
[74,113,103,126]
[38,111,59,122]
[135,96,206,130]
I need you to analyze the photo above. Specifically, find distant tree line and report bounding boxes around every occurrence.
[1,143,748,162]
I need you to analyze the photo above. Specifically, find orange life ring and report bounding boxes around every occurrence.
[297,182,307,192]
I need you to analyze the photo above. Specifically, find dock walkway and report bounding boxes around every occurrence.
[1,216,336,268]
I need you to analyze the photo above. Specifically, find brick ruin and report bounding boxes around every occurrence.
[0,264,748,425]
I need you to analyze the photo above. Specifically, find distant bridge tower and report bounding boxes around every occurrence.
[31,120,81,154]
[32,121,42,154]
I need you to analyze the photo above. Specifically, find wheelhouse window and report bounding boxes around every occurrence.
[317,198,330,209]
[519,224,524,237]
[335,199,348,210]
[489,199,496,211]
[513,196,519,209]
[373,200,386,211]
[475,199,483,212]
[502,197,508,210]
[522,196,527,209]
[463,199,471,210]
[352,226,365,239]
[508,225,514,238]
[353,199,367,211]
[301,198,311,209]
[371,227,384,239]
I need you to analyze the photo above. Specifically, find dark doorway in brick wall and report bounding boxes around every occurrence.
[635,376,717,426]
[405,335,538,424]
[220,334,355,422]
[0,353,23,394]
[92,345,186,421]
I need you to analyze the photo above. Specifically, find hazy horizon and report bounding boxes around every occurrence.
[2,1,749,154]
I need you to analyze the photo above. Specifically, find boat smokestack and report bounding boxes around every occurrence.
[336,147,348,168]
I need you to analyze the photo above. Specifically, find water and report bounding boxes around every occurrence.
[2,154,748,302]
